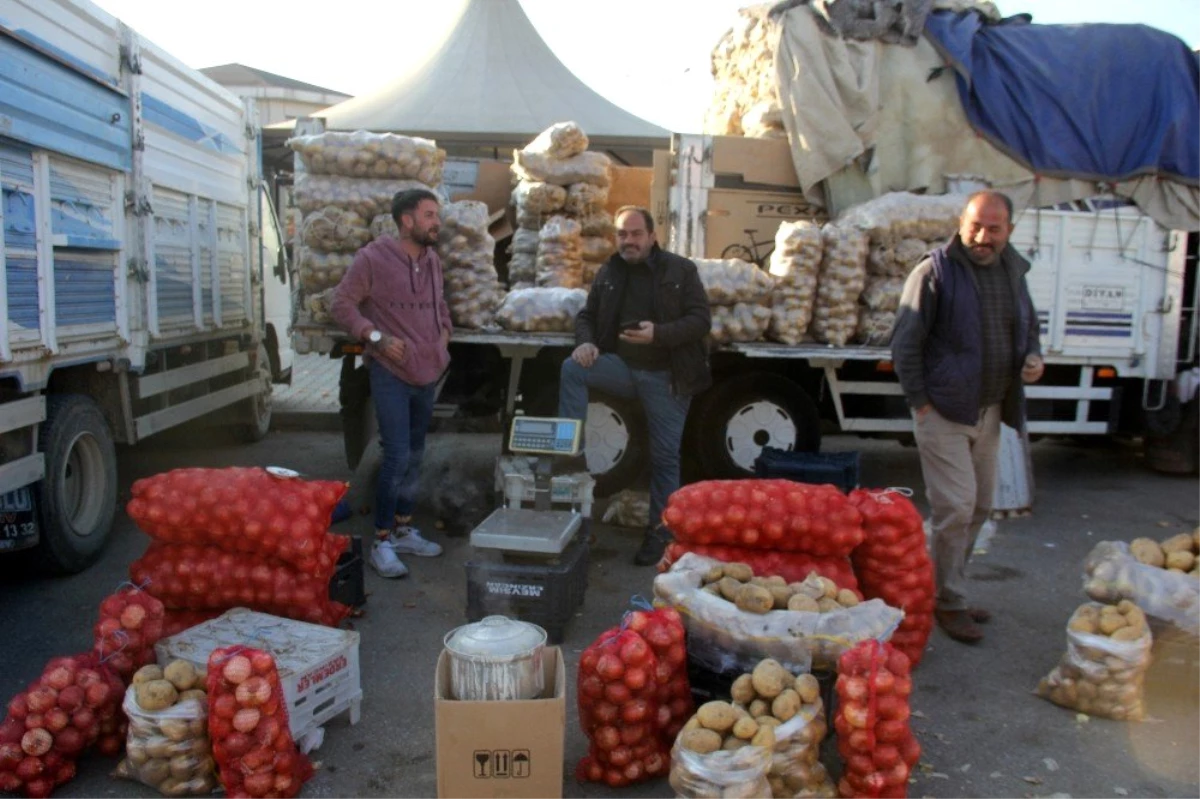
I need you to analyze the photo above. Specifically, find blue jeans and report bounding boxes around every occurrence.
[558,354,690,530]
[369,361,437,531]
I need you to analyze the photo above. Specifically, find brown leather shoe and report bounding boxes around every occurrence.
[935,609,984,644]
[968,607,992,624]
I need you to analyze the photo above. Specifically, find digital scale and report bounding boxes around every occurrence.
[464,417,593,643]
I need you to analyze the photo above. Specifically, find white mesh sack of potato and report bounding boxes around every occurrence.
[369,213,399,241]
[727,663,836,799]
[438,201,505,329]
[513,149,612,187]
[297,247,353,292]
[810,225,867,346]
[510,228,540,256]
[304,286,337,325]
[580,209,616,238]
[515,207,550,231]
[766,221,823,345]
[855,309,895,346]
[294,174,433,220]
[866,238,931,278]
[1035,601,1153,721]
[710,302,772,344]
[581,235,615,264]
[600,489,651,529]
[512,180,567,215]
[522,121,590,160]
[695,258,776,306]
[670,722,773,799]
[300,206,371,253]
[114,664,215,796]
[564,182,609,216]
[1082,537,1200,635]
[860,276,905,312]
[703,4,779,137]
[654,553,903,674]
[287,130,445,184]
[837,192,965,249]
[535,215,583,289]
[506,251,536,288]
[494,287,587,333]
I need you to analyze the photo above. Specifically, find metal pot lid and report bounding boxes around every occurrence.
[444,616,547,660]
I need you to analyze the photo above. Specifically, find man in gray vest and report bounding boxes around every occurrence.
[892,191,1044,644]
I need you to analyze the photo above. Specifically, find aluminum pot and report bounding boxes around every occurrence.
[443,616,547,701]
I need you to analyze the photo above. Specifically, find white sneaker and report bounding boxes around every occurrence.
[369,540,409,578]
[388,526,443,557]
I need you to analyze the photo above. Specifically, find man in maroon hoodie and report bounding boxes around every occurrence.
[331,189,452,578]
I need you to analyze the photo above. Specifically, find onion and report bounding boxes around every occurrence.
[51,727,83,755]
[84,681,111,709]
[0,770,21,791]
[0,741,23,769]
[42,667,73,692]
[222,655,252,685]
[42,709,68,734]
[119,603,146,630]
[7,694,27,720]
[25,688,57,714]
[69,707,95,732]
[56,686,84,713]
[15,755,45,780]
[233,708,261,733]
[21,729,52,757]
[223,731,251,757]
[243,771,273,796]
[240,746,272,770]
[249,651,275,676]
[23,714,44,732]
[235,677,272,707]
[23,777,53,798]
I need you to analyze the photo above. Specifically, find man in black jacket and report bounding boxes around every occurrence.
[559,206,712,565]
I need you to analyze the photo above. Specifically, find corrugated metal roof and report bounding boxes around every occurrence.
[313,0,669,145]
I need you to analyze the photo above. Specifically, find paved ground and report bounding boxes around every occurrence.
[0,413,1196,798]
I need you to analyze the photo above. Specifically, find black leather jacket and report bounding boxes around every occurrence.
[575,245,713,397]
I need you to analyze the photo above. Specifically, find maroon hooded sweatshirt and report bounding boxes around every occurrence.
[330,236,452,387]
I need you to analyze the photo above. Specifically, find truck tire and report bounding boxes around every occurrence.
[1144,399,1199,475]
[586,394,648,497]
[236,344,273,443]
[34,395,118,574]
[691,374,820,478]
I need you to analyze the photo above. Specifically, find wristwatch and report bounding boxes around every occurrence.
[367,330,383,345]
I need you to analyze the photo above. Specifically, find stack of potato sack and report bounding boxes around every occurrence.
[286,130,445,297]
[508,122,615,289]
[126,468,352,628]
[436,200,505,328]
[766,222,823,345]
[837,193,965,345]
[704,5,783,138]
[809,225,868,346]
[659,479,864,588]
[694,258,776,344]
[848,490,936,666]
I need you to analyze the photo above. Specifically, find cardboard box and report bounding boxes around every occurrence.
[448,158,515,217]
[606,165,653,215]
[709,134,799,190]
[702,188,823,259]
[435,646,566,798]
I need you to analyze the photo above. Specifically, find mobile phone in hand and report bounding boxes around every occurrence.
[620,319,642,331]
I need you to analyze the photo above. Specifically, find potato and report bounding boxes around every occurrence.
[1098,613,1127,636]
[702,582,722,596]
[132,665,164,686]
[835,589,860,607]
[722,735,749,751]
[696,701,738,733]
[703,565,726,584]
[1121,605,1147,629]
[1130,538,1166,567]
[787,593,820,613]
[136,680,179,712]
[817,597,843,613]
[751,724,777,748]
[1110,626,1145,642]
[168,755,198,780]
[680,728,722,754]
[755,715,782,728]
[795,574,826,599]
[769,585,794,609]
[682,717,701,733]
[146,739,173,760]
[748,698,770,718]
[164,660,198,692]
[1116,599,1137,614]
[159,718,191,743]
[749,576,772,588]
[1161,533,1194,555]
[736,584,775,614]
[178,689,206,705]
[819,577,839,599]
[751,659,788,699]
[772,689,801,722]
[764,575,788,588]
[1166,550,1196,571]
[139,758,170,786]
[719,576,745,601]
[1068,616,1098,635]
[724,563,754,582]
[732,716,759,740]
[126,740,149,766]
[794,673,820,704]
[731,674,757,705]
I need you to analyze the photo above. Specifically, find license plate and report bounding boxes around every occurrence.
[0,487,38,552]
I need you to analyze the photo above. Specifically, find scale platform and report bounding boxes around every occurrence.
[469,507,582,555]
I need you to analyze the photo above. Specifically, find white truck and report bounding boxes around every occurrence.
[0,0,294,572]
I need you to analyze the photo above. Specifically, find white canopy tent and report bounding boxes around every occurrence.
[311,0,670,153]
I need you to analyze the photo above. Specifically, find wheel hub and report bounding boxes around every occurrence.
[60,431,106,538]
[724,400,796,471]
[585,401,630,476]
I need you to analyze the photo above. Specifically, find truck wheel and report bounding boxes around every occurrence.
[1144,399,1199,474]
[35,395,118,574]
[586,394,648,497]
[692,374,820,478]
[237,344,273,443]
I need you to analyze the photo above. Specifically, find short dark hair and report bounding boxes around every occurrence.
[966,190,1014,222]
[615,205,654,234]
[392,188,440,225]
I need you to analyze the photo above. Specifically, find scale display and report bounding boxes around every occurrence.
[508,416,582,456]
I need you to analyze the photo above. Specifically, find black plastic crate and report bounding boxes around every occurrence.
[465,535,589,644]
[329,536,366,609]
[754,447,861,493]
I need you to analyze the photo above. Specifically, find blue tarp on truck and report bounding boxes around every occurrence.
[924,11,1200,186]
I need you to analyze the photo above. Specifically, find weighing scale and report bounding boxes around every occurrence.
[469,416,588,556]
[464,416,592,643]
